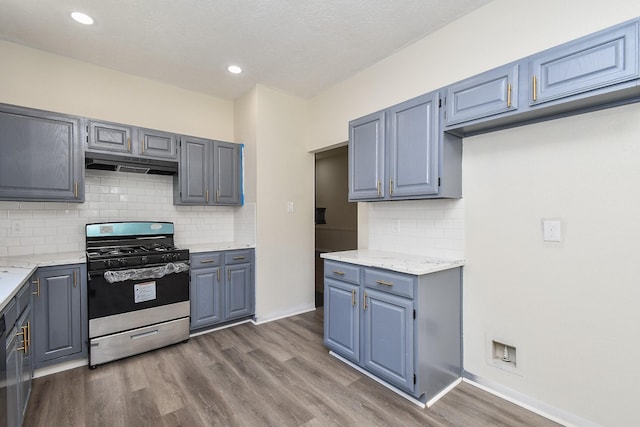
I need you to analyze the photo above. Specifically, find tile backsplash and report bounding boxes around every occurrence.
[368,199,464,260]
[0,170,256,257]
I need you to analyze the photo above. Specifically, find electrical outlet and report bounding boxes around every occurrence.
[10,220,24,236]
[542,219,561,242]
[287,201,294,213]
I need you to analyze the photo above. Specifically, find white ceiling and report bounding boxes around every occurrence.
[0,0,492,100]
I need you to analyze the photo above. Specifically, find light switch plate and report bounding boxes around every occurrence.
[287,201,294,213]
[542,219,561,242]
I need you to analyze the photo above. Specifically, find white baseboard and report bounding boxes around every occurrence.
[253,306,316,325]
[34,358,88,378]
[463,372,600,427]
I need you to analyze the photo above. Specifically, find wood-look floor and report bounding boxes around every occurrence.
[24,309,559,427]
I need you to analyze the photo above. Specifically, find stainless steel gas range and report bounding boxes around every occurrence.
[85,221,190,368]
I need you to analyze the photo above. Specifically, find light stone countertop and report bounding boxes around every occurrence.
[320,250,464,276]
[0,251,86,312]
[186,242,255,253]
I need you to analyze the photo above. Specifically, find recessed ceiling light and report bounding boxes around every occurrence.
[71,12,94,25]
[227,65,242,74]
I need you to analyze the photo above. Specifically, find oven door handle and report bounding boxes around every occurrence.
[102,262,190,284]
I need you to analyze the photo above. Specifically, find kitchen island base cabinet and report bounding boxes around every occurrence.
[324,260,462,405]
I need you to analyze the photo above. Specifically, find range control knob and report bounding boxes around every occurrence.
[140,256,149,265]
[117,258,127,267]
[104,259,113,268]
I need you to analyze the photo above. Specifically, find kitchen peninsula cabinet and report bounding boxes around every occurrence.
[348,91,462,201]
[3,277,34,427]
[87,119,179,161]
[175,137,242,206]
[323,255,462,406]
[190,249,254,331]
[32,264,87,368]
[0,103,84,202]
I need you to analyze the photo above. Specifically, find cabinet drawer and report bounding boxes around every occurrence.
[224,249,252,265]
[364,268,414,299]
[16,278,33,316]
[191,253,222,269]
[324,261,360,285]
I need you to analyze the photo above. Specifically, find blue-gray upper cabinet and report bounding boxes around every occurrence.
[348,92,460,201]
[176,135,209,204]
[213,141,242,205]
[174,137,242,206]
[87,120,179,161]
[0,104,84,202]
[529,20,639,106]
[444,64,519,126]
[137,128,179,160]
[388,93,439,198]
[87,120,133,154]
[348,111,386,200]
[32,264,87,369]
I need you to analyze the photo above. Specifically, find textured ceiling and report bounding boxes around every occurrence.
[0,0,492,100]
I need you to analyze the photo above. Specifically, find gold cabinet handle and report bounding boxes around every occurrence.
[128,137,131,152]
[532,75,537,102]
[507,83,512,107]
[333,270,345,276]
[351,289,356,307]
[74,181,78,199]
[141,140,145,154]
[389,178,393,195]
[206,190,209,202]
[217,269,220,282]
[200,259,217,264]
[363,291,368,310]
[73,270,77,287]
[228,270,231,281]
[377,180,381,196]
[233,256,245,260]
[216,189,220,202]
[376,280,393,287]
[17,325,28,353]
[32,277,40,297]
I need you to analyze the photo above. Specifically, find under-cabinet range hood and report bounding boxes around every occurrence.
[85,151,178,175]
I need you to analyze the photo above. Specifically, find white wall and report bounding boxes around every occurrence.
[254,85,315,321]
[306,1,640,425]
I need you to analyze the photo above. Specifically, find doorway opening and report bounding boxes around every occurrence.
[314,145,358,307]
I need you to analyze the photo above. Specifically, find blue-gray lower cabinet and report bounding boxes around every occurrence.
[324,260,462,404]
[3,276,34,427]
[32,264,87,369]
[190,249,254,331]
[324,278,360,363]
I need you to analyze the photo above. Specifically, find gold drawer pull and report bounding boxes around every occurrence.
[507,83,512,107]
[363,291,368,310]
[376,280,393,287]
[200,259,217,264]
[233,256,245,260]
[333,271,345,276]
[351,290,356,307]
[32,278,40,297]
[532,75,537,101]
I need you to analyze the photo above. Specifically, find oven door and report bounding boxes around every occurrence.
[88,262,189,337]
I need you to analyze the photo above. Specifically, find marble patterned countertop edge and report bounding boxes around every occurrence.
[320,250,464,276]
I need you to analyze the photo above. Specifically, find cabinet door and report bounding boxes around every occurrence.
[388,93,439,198]
[16,304,32,422]
[178,136,210,204]
[87,120,134,154]
[190,267,222,330]
[349,111,386,200]
[138,128,178,160]
[224,263,253,321]
[324,278,360,363]
[0,105,84,202]
[362,288,414,393]
[33,266,82,364]
[213,141,241,205]
[445,64,519,126]
[6,330,20,427]
[529,21,638,105]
